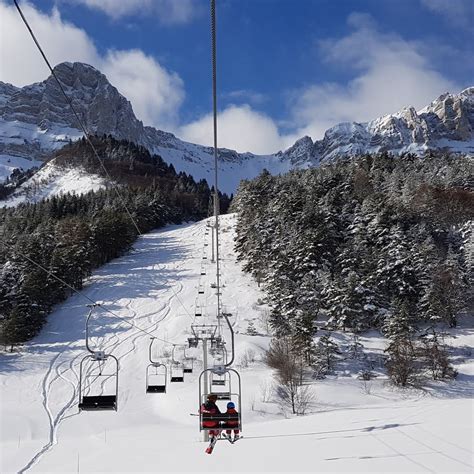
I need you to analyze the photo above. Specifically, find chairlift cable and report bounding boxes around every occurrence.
[210,0,235,367]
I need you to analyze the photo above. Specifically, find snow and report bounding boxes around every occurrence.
[0,161,106,207]
[435,138,474,154]
[0,154,42,182]
[0,118,82,150]
[0,215,473,473]
[155,143,291,194]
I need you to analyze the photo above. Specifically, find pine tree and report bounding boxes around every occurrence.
[384,300,419,387]
[418,328,456,380]
[312,333,340,377]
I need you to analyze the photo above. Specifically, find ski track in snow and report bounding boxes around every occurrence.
[1,217,472,473]
[18,348,82,473]
[17,235,192,472]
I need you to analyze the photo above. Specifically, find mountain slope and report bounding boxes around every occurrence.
[1,62,473,195]
[0,215,472,472]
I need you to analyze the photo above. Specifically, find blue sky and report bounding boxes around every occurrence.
[1,0,473,153]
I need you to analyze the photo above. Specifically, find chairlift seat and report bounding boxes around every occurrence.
[201,412,240,430]
[146,385,166,393]
[183,368,193,373]
[215,392,231,401]
[170,376,184,383]
[212,379,226,386]
[79,395,117,411]
[188,338,199,348]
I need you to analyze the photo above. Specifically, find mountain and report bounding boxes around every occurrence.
[277,87,474,164]
[1,62,473,196]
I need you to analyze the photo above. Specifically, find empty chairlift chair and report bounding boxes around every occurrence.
[170,362,185,382]
[183,346,195,374]
[146,338,167,393]
[209,344,231,400]
[78,307,119,411]
[170,345,185,382]
[195,298,204,317]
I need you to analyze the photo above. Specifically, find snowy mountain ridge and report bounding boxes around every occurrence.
[0,62,473,195]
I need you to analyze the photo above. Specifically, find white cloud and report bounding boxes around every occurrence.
[420,0,474,30]
[66,0,198,24]
[289,12,460,139]
[180,105,289,155]
[222,89,267,106]
[101,50,184,129]
[0,2,99,86]
[0,1,184,130]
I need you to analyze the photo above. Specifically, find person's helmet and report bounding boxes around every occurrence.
[207,394,218,401]
[227,401,235,409]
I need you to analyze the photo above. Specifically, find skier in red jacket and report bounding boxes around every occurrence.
[200,394,221,438]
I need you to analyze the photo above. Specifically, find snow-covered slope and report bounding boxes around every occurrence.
[0,153,41,183]
[1,159,106,207]
[0,215,472,473]
[1,62,473,195]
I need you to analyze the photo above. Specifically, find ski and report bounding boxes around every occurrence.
[205,436,218,454]
[222,433,242,444]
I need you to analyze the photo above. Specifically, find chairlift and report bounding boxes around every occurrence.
[170,363,185,382]
[210,335,224,350]
[183,346,195,374]
[211,373,226,386]
[190,324,217,341]
[198,283,205,294]
[188,337,199,348]
[146,338,167,393]
[78,307,119,411]
[199,367,241,431]
[170,345,185,382]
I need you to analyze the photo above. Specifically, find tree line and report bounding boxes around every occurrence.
[232,152,473,389]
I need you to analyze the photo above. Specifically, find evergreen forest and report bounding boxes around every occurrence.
[0,136,230,346]
[232,152,473,386]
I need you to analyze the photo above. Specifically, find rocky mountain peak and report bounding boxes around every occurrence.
[279,135,314,164]
[1,61,145,143]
